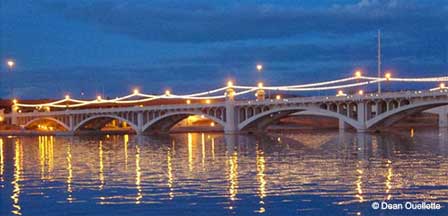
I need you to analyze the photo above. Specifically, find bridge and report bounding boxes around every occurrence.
[1,73,448,134]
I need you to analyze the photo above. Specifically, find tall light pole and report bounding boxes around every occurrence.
[6,59,16,98]
[256,64,267,98]
[377,30,382,94]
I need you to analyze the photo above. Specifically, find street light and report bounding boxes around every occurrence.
[6,59,15,70]
[165,90,171,96]
[385,72,392,81]
[355,70,362,78]
[256,64,263,72]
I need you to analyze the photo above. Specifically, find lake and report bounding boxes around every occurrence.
[1,129,447,215]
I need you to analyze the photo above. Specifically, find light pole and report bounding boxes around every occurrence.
[256,64,268,98]
[6,59,16,98]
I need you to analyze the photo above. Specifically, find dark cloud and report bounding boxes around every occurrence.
[40,0,448,43]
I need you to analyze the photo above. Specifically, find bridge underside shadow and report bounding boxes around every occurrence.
[23,117,70,132]
[142,114,224,135]
[74,117,135,134]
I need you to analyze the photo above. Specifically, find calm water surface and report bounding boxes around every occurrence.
[1,129,448,215]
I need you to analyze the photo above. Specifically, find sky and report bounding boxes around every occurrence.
[0,0,447,99]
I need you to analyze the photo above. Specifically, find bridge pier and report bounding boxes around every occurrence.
[339,119,348,131]
[224,87,239,134]
[356,102,368,133]
[224,100,238,134]
[137,112,144,135]
[11,104,18,125]
[439,111,448,128]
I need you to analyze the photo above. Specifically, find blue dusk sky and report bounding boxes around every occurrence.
[0,0,447,99]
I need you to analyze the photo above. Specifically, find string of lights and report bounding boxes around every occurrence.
[14,73,448,108]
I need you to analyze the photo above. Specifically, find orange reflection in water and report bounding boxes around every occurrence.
[228,151,239,202]
[66,143,74,203]
[256,146,267,214]
[0,138,4,183]
[135,144,142,204]
[11,140,22,215]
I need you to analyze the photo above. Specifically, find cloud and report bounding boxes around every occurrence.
[40,0,447,43]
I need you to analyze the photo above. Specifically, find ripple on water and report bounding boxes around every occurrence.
[0,130,447,215]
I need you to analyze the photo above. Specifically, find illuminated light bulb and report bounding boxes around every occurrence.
[258,82,264,88]
[358,90,364,95]
[165,90,171,96]
[336,90,345,96]
[133,89,139,94]
[205,99,211,104]
[440,83,446,89]
[355,70,362,78]
[385,72,392,80]
[6,59,15,68]
[210,122,215,127]
[97,95,102,101]
[275,95,281,100]
[186,100,191,104]
[227,80,233,87]
[12,99,18,104]
[65,95,70,99]
[256,64,263,71]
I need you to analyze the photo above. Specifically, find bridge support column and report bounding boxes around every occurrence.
[225,86,238,134]
[225,100,238,134]
[439,112,448,128]
[68,115,75,135]
[339,119,348,131]
[356,102,368,133]
[137,112,144,135]
[11,104,18,125]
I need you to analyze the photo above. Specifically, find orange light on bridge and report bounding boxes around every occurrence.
[227,80,234,87]
[12,99,18,104]
[336,90,346,97]
[385,72,392,81]
[355,70,362,78]
[165,90,171,96]
[186,99,191,104]
[205,99,211,104]
[258,82,264,88]
[133,89,139,94]
[358,90,364,95]
[97,95,102,101]
[210,122,215,127]
[0,116,3,122]
[440,83,446,89]
[275,95,282,100]
[256,64,263,71]
[65,95,70,99]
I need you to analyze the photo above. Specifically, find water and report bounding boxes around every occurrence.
[1,129,447,215]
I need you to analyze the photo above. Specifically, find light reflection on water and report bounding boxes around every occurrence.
[0,129,448,215]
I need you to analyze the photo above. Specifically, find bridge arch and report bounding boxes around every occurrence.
[73,114,139,132]
[366,100,448,129]
[23,117,70,131]
[238,106,360,131]
[142,111,225,133]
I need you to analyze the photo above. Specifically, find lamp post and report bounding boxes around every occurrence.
[6,59,16,98]
[256,64,269,98]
